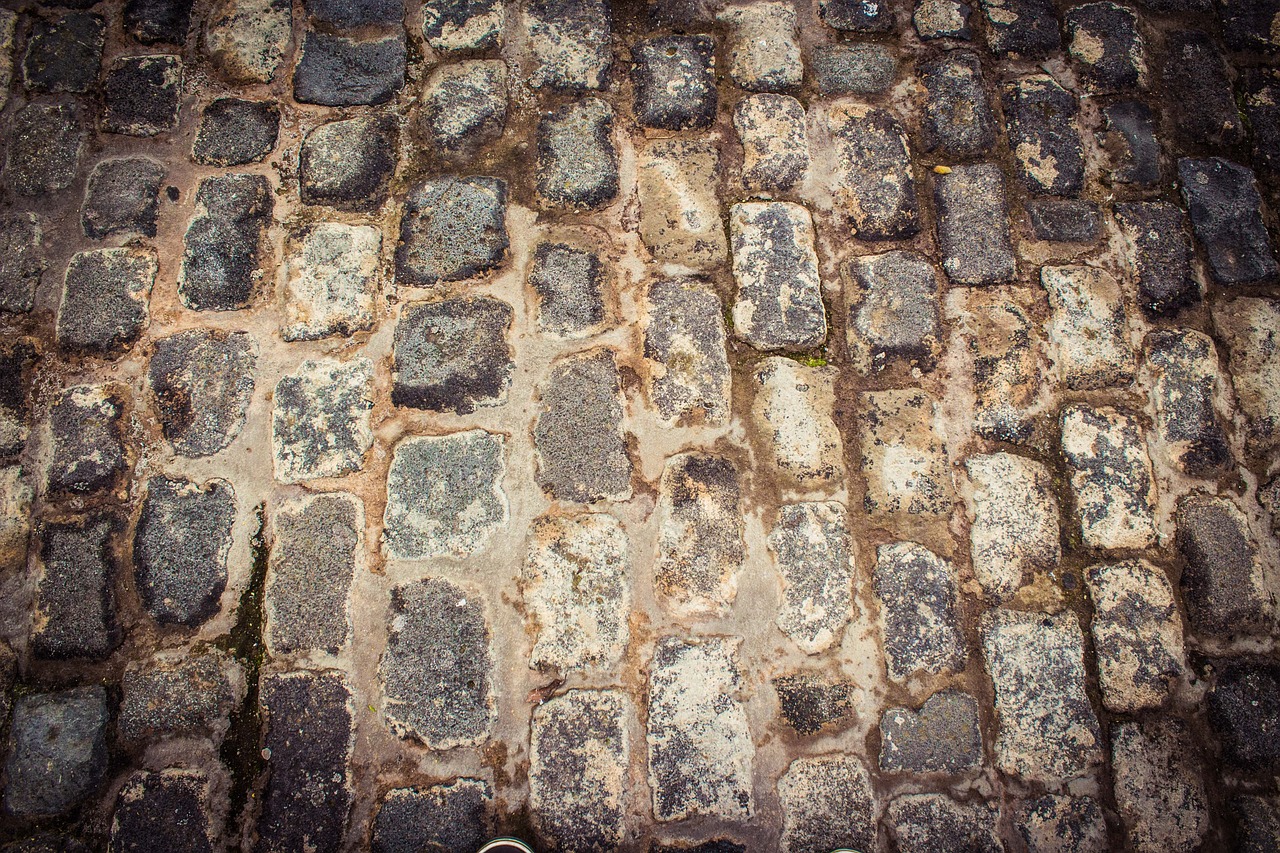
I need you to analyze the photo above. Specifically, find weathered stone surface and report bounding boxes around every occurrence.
[958,292,1042,441]
[887,794,1001,853]
[859,389,952,517]
[392,297,513,414]
[828,103,919,240]
[874,541,965,680]
[934,164,1016,285]
[734,94,809,191]
[730,202,827,349]
[110,771,213,853]
[1231,796,1280,853]
[381,577,494,747]
[977,0,1059,57]
[633,36,716,129]
[537,97,617,208]
[22,13,104,92]
[1144,329,1232,476]
[1060,405,1157,550]
[101,55,183,136]
[57,248,156,355]
[0,468,33,572]
[1042,265,1134,389]
[772,673,855,735]
[396,176,508,286]
[47,385,126,495]
[1028,199,1100,244]
[300,115,398,212]
[1220,0,1280,50]
[1176,495,1275,638]
[372,781,492,853]
[645,279,729,426]
[752,358,843,492]
[1214,298,1280,457]
[879,690,981,774]
[982,609,1102,783]
[654,453,743,618]
[523,0,611,91]
[778,756,875,853]
[1179,157,1278,287]
[522,513,629,670]
[1242,70,1280,178]
[1003,75,1084,196]
[423,0,503,51]
[965,453,1059,600]
[919,51,995,157]
[282,223,380,341]
[259,671,352,853]
[770,502,853,654]
[0,341,35,459]
[125,0,194,44]
[193,98,279,166]
[812,43,896,93]
[719,2,801,91]
[1208,660,1280,773]
[305,0,403,27]
[1102,100,1160,186]
[1016,795,1109,853]
[82,157,165,239]
[1065,2,1145,93]
[637,139,725,270]
[118,651,241,743]
[5,102,86,196]
[529,242,606,337]
[0,11,12,112]
[272,358,373,483]
[205,0,292,84]
[914,0,971,37]
[534,350,632,503]
[530,690,629,852]
[293,32,406,106]
[32,517,117,660]
[149,329,257,457]
[845,250,941,373]
[4,687,108,818]
[420,60,507,162]
[0,214,45,313]
[1114,202,1197,316]
[1112,720,1209,852]
[647,636,753,822]
[383,431,507,560]
[135,476,235,628]
[821,0,894,30]
[267,492,361,655]
[1164,31,1244,148]
[180,174,273,311]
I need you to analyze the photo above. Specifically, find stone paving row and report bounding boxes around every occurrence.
[0,0,1279,850]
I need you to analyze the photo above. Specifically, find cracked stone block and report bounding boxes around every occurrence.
[149,329,256,457]
[372,781,492,853]
[977,0,1059,56]
[637,139,726,270]
[1179,158,1278,287]
[180,174,273,311]
[1028,199,1101,243]
[1042,265,1135,390]
[110,771,213,853]
[828,103,919,240]
[1112,720,1209,852]
[859,389,952,517]
[811,43,897,94]
[1060,405,1157,550]
[719,2,801,92]
[0,468,32,572]
[647,636,753,822]
[1231,796,1280,853]
[125,0,193,44]
[135,476,235,628]
[530,690,629,852]
[305,0,403,26]
[958,292,1043,442]
[879,690,981,774]
[633,36,716,129]
[1065,3,1146,93]
[382,577,494,747]
[57,248,156,355]
[888,795,1001,853]
[0,214,45,313]
[1221,0,1280,50]
[874,541,965,680]
[1214,298,1280,457]
[293,32,406,106]
[23,13,104,92]
[101,55,182,136]
[1114,202,1197,316]
[32,517,117,661]
[1208,661,1280,773]
[193,98,280,166]
[820,0,894,30]
[982,609,1102,784]
[644,280,730,426]
[752,358,843,492]
[272,358,373,484]
[1003,75,1084,197]
[919,51,995,157]
[283,223,380,341]
[734,94,809,191]
[529,242,606,338]
[81,157,165,239]
[730,202,826,349]
[1102,101,1160,186]
[534,351,632,503]
[423,0,503,51]
[383,431,507,559]
[772,673,855,735]
[523,0,611,91]
[300,115,398,212]
[965,453,1059,601]
[397,176,508,286]
[267,492,361,655]
[1243,70,1280,178]
[778,756,874,853]
[205,0,291,83]
[1144,329,1232,477]
[845,250,942,374]
[391,297,513,414]
[522,513,629,670]
[655,453,744,619]
[420,61,507,163]
[47,385,126,495]
[119,650,241,743]
[537,97,617,209]
[934,163,1016,285]
[1164,31,1243,148]
[3,687,108,818]
[770,502,853,654]
[5,102,86,196]
[1176,495,1275,638]
[1085,559,1184,713]
[1016,795,1109,853]
[259,671,352,853]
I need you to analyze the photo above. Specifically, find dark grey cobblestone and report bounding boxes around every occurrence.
[180,174,273,311]
[772,673,855,735]
[644,279,730,426]
[632,36,716,130]
[1111,720,1209,851]
[420,61,507,163]
[778,756,875,853]
[1178,157,1278,287]
[828,103,919,240]
[933,164,1016,285]
[304,0,403,27]
[844,249,941,373]
[1176,494,1275,638]
[47,385,126,495]
[5,102,86,196]
[126,0,194,44]
[821,0,894,31]
[919,51,995,158]
[109,771,214,853]
[32,516,117,660]
[192,98,280,167]
[887,794,1001,853]
[148,329,257,457]
[396,175,508,286]
[529,242,606,337]
[118,650,241,743]
[1241,70,1280,179]
[1027,199,1100,243]
[372,781,492,853]
[1164,31,1244,148]
[0,214,45,314]
[879,690,981,774]
[22,13,104,93]
[101,55,183,136]
[4,687,108,818]
[1065,2,1147,94]
[537,97,617,209]
[57,248,156,355]
[1003,75,1084,197]
[1114,201,1197,316]
[300,115,398,211]
[534,350,631,502]
[292,31,406,106]
[874,541,965,680]
[392,297,513,414]
[1102,101,1160,186]
[0,339,36,459]
[976,0,1059,57]
[523,0,611,92]
[1144,328,1232,476]
[81,157,165,239]
[811,43,896,95]
[1208,660,1280,774]
[730,202,827,349]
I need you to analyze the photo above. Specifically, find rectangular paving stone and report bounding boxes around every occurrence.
[919,51,996,158]
[632,35,716,129]
[0,213,45,313]
[954,290,1043,442]
[977,0,1060,57]
[47,384,127,495]
[391,297,513,414]
[282,223,379,342]
[1064,2,1146,93]
[719,2,801,92]
[730,202,827,350]
[1206,660,1280,774]
[22,13,104,93]
[1242,69,1280,178]
[1042,265,1135,390]
[300,115,398,212]
[204,0,292,84]
[423,0,503,51]
[769,502,854,655]
[1111,720,1209,852]
[109,770,214,853]
[637,139,726,270]
[879,690,981,774]
[536,97,617,209]
[1102,100,1160,186]
[1213,298,1280,458]
[0,10,12,110]
[1027,198,1101,243]
[845,250,942,374]
[32,516,117,661]
[964,453,1060,601]
[734,94,808,192]
[887,794,1002,853]
[827,103,920,240]
[752,358,844,493]
[373,780,493,853]
[1163,31,1244,148]
[529,241,607,338]
[1060,405,1157,550]
[1178,157,1278,287]
[644,279,730,427]
[534,350,632,503]
[1143,328,1232,477]
[821,0,894,30]
[655,453,744,619]
[812,42,897,93]
[293,31,405,105]
[1114,201,1197,316]
[272,357,373,484]
[101,55,183,136]
[778,756,875,853]
[3,687,108,818]
[523,0,611,91]
[5,102,87,196]
[0,467,32,573]
[859,388,953,517]
[193,97,280,167]
[149,329,257,457]
[397,175,508,285]
[57,248,156,356]
[772,673,855,735]
[1176,494,1276,638]
[1016,795,1109,853]
[1003,75,1084,197]
[934,164,1016,285]
[126,0,194,44]
[81,156,165,238]
[419,60,508,163]
[873,541,965,681]
[180,174,273,311]
[118,650,241,744]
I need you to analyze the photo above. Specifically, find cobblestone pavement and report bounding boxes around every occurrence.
[0,0,1279,849]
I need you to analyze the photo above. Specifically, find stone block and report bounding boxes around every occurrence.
[533,351,632,503]
[654,453,744,619]
[1060,405,1157,550]
[730,202,827,349]
[752,358,843,492]
[859,388,952,517]
[272,357,373,483]
[873,541,966,680]
[391,297,514,414]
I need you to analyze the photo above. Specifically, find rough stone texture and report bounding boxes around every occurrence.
[204,0,292,84]
[828,103,919,240]
[844,250,941,373]
[382,431,507,560]
[47,385,127,495]
[1065,2,1146,93]
[647,636,754,822]
[0,214,45,313]
[632,36,716,129]
[396,176,508,286]
[887,794,1002,853]
[420,61,508,163]
[134,476,235,628]
[1111,720,1209,852]
[1178,157,1278,287]
[149,329,257,457]
[1003,75,1084,197]
[193,98,279,167]
[282,223,380,341]
[392,297,513,414]
[372,781,492,853]
[811,43,896,94]
[1164,31,1244,149]
[118,651,241,743]
[0,341,35,459]
[752,358,844,492]
[644,279,730,426]
[381,577,494,748]
[537,97,617,209]
[821,0,894,30]
[126,0,194,44]
[1231,796,1280,853]
[919,51,996,157]
[423,0,503,51]
[1176,494,1276,638]
[522,513,629,670]
[534,350,632,503]
[874,541,966,680]
[300,115,398,212]
[293,32,406,106]
[22,13,104,93]
[529,242,606,337]
[1144,329,1232,477]
[777,756,875,853]
[718,2,802,92]
[523,0,611,92]
[1060,405,1157,550]
[636,139,726,270]
[305,0,403,27]
[1213,298,1280,457]
[879,690,981,774]
[57,248,156,355]
[734,94,809,191]
[1208,661,1280,773]
[914,0,971,38]
[1102,100,1160,186]
[1042,265,1135,390]
[81,157,165,239]
[5,102,86,196]
[0,468,33,573]
[772,673,855,735]
[977,0,1060,57]
[982,609,1102,784]
[101,55,183,136]
[957,292,1043,442]
[859,389,953,517]
[1114,202,1197,316]
[1242,70,1280,178]
[730,202,827,350]
[529,690,629,852]
[3,687,108,818]
[1016,795,1109,853]
[1220,0,1280,50]
[109,771,213,853]
[272,357,374,484]
[655,453,744,618]
[965,453,1059,601]
[934,164,1016,285]
[0,11,12,112]
[32,517,117,660]
[769,502,853,654]
[180,174,273,311]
